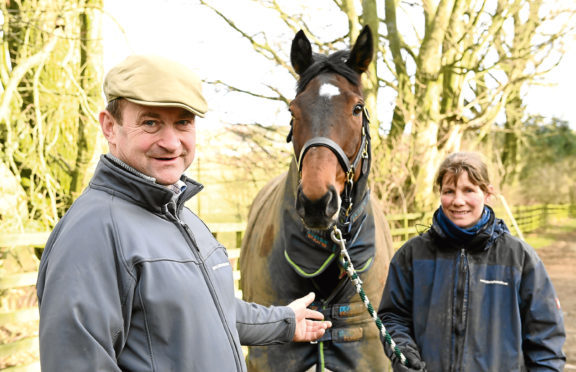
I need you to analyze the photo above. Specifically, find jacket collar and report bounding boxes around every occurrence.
[89,155,203,214]
[429,206,509,252]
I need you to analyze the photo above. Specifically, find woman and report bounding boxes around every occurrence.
[378,151,566,372]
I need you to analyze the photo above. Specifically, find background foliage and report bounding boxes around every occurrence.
[1,0,575,226]
[1,0,104,233]
[197,0,576,217]
[0,2,575,368]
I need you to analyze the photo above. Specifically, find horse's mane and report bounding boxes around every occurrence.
[296,50,360,94]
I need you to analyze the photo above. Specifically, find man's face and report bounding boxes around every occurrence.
[101,101,196,185]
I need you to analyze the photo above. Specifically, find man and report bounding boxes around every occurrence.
[36,54,331,371]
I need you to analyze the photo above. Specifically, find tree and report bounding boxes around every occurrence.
[383,0,575,210]
[199,0,575,212]
[511,116,576,205]
[495,0,572,188]
[0,0,104,232]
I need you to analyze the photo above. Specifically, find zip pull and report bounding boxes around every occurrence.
[460,248,468,273]
[167,199,178,217]
[180,221,200,251]
[161,200,179,222]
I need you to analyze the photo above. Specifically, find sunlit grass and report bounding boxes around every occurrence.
[525,235,556,249]
[524,217,576,249]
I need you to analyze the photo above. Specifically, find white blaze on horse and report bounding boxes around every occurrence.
[240,26,394,372]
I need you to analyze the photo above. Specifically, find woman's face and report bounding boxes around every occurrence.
[440,171,490,228]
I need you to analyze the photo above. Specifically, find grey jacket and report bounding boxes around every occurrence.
[37,155,295,371]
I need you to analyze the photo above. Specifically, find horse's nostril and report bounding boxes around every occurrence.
[295,187,307,220]
[325,186,339,217]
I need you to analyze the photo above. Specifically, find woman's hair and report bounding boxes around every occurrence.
[434,152,492,194]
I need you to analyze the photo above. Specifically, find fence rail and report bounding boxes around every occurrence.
[1,203,574,370]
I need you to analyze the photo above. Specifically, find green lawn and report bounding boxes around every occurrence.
[524,217,576,249]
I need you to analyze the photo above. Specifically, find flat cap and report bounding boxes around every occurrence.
[103,55,207,117]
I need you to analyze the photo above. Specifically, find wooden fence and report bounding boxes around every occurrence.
[1,203,574,370]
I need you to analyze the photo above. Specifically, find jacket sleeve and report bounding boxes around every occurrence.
[36,206,133,371]
[377,245,422,358]
[235,299,295,346]
[519,246,566,371]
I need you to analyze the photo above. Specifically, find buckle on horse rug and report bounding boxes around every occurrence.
[317,326,364,343]
[330,302,366,319]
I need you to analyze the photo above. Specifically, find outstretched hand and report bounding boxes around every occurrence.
[288,292,332,342]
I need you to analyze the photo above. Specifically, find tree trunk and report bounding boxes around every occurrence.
[70,0,103,201]
[0,0,105,229]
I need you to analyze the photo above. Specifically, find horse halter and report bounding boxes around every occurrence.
[287,107,371,232]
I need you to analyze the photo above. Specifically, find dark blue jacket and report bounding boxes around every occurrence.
[378,208,565,371]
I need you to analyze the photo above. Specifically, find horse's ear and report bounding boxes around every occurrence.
[347,25,373,73]
[291,30,314,75]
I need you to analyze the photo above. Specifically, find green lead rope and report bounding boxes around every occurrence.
[330,226,407,366]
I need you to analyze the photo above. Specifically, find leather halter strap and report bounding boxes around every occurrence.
[296,110,369,179]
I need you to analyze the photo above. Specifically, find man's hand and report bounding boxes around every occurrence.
[288,292,332,342]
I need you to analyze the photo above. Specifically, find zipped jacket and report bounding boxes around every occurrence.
[37,155,295,371]
[378,208,566,372]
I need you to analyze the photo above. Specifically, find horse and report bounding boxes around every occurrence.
[239,26,394,372]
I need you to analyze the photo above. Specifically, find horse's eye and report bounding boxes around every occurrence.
[353,104,363,116]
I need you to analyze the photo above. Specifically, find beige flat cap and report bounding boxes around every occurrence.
[103,55,207,117]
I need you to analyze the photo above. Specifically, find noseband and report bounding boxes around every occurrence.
[287,107,371,233]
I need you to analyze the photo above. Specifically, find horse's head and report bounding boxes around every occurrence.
[288,26,373,231]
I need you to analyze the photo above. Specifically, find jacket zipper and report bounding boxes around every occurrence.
[167,204,243,371]
[452,248,469,372]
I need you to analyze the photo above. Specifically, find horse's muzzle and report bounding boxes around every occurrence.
[295,185,340,230]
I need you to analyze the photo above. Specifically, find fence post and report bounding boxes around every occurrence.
[403,214,409,242]
[498,195,524,240]
[236,231,242,250]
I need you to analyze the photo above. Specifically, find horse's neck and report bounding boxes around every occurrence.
[285,159,300,201]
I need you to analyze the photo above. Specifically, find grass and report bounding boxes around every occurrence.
[524,217,576,249]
